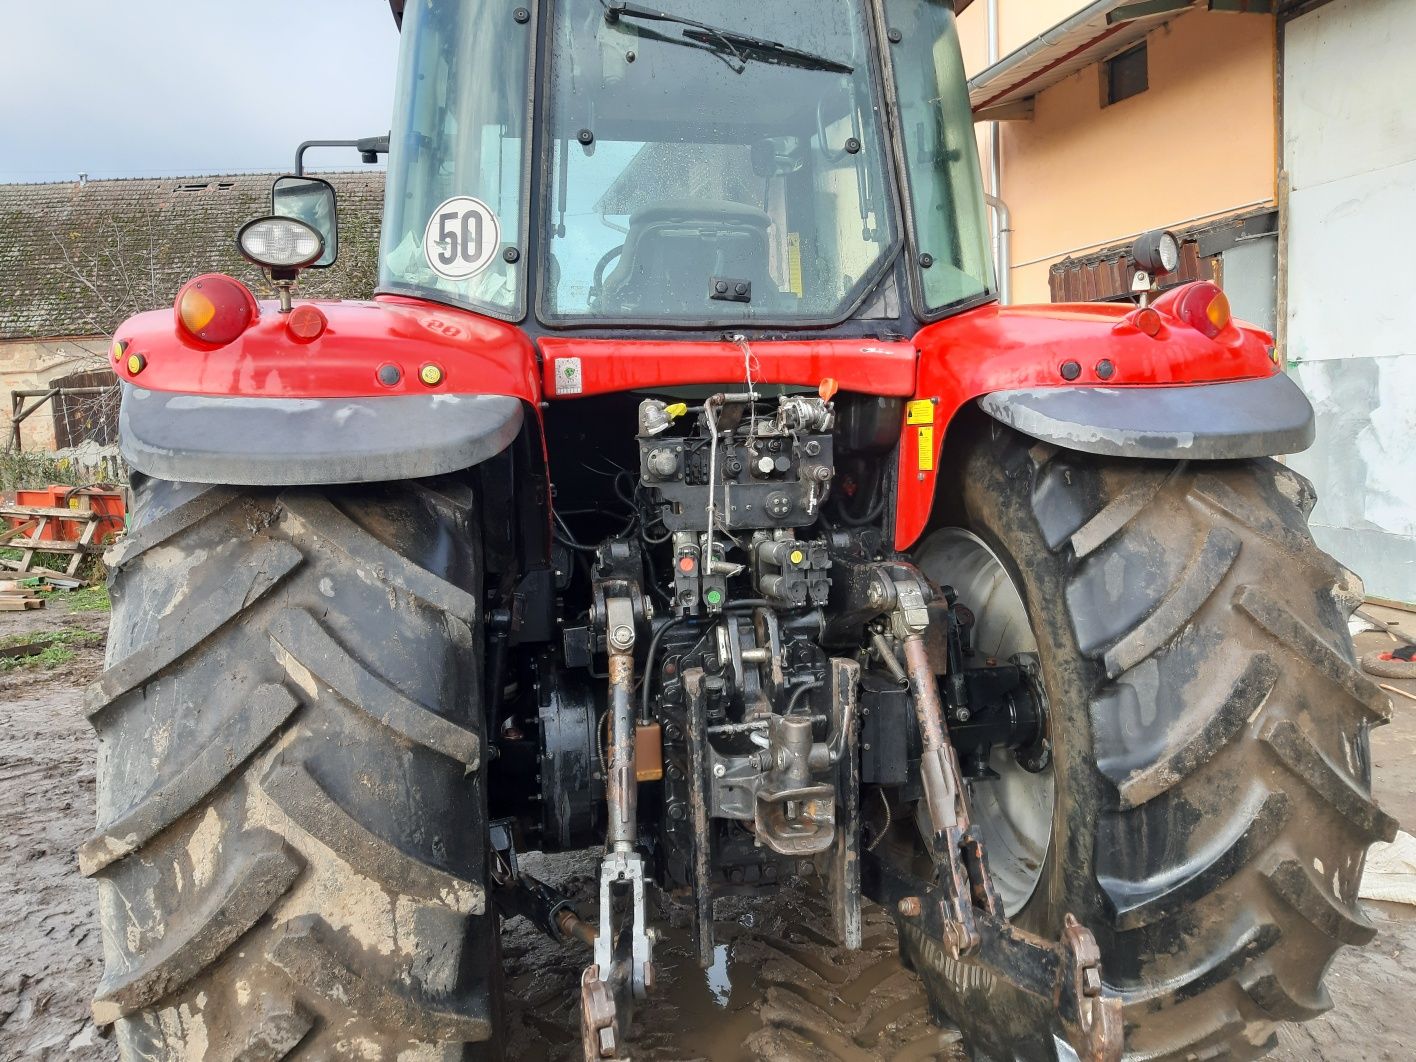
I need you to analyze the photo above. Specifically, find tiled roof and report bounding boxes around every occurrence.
[0,171,385,340]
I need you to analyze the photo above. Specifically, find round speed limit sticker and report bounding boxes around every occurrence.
[423,196,501,281]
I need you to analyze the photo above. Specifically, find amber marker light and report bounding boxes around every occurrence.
[1166,282,1232,339]
[1205,290,1232,333]
[125,352,147,376]
[419,363,445,387]
[174,274,257,346]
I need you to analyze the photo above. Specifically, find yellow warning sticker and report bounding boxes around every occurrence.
[917,426,935,471]
[907,399,935,426]
[787,233,804,297]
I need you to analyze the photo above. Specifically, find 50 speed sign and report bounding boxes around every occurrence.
[423,196,501,281]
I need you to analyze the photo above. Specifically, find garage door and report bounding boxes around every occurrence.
[1283,0,1416,604]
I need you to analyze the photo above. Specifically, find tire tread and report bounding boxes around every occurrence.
[93,840,303,1024]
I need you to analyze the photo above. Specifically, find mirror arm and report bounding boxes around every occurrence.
[295,134,391,176]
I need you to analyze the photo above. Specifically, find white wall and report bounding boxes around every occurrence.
[1283,0,1416,604]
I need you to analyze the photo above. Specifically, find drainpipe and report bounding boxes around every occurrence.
[984,193,1012,306]
[985,0,1012,304]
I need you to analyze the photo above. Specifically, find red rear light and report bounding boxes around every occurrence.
[174,274,257,346]
[287,304,328,341]
[1156,281,1232,339]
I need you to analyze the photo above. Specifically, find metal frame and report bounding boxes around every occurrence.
[7,386,113,452]
[375,0,541,325]
[372,0,1004,339]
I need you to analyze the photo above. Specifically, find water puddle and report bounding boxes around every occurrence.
[505,852,965,1061]
[706,942,733,1007]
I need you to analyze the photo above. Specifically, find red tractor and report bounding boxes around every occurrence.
[88,2,1390,1059]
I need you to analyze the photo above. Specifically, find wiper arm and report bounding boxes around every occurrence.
[604,3,854,75]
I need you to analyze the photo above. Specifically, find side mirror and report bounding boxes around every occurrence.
[273,176,339,268]
[751,136,806,178]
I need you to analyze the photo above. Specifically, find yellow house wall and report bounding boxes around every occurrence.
[959,0,1091,70]
[959,6,1278,304]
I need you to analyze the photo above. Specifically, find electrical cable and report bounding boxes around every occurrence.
[866,787,892,852]
[552,510,601,554]
[785,678,824,716]
[639,616,691,724]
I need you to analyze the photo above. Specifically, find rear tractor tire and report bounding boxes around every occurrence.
[86,476,502,1060]
[897,427,1395,1061]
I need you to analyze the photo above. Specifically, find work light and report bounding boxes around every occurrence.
[1131,228,1180,277]
[237,216,325,271]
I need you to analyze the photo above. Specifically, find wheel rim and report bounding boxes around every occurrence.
[917,529,1056,916]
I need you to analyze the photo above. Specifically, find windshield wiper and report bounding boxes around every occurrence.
[604,3,854,75]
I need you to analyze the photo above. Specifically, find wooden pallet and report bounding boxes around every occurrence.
[0,502,102,580]
[0,578,45,611]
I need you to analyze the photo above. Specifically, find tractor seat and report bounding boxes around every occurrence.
[597,200,776,317]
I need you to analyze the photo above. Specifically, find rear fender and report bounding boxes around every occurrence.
[895,301,1301,550]
[112,295,542,486]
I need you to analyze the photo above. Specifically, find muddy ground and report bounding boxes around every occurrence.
[2,596,1414,1061]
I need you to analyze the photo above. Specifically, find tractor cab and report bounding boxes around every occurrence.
[366,0,994,331]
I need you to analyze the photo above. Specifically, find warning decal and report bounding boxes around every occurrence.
[917,426,935,471]
[424,196,501,281]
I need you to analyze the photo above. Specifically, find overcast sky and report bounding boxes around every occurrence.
[0,1,400,184]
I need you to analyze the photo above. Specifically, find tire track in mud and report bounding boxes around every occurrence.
[501,852,966,1062]
[0,623,117,1062]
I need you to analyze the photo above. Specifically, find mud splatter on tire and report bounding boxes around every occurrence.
[89,476,501,1059]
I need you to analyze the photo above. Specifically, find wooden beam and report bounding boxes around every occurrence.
[2,505,100,521]
[0,642,48,660]
[0,538,102,554]
[0,557,75,580]
[975,98,1036,123]
[0,520,38,544]
[9,387,112,397]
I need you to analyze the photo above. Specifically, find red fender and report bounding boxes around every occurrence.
[113,294,542,405]
[893,300,1278,550]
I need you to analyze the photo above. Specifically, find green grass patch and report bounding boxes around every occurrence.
[0,626,105,671]
[64,584,111,612]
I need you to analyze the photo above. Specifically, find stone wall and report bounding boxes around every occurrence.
[0,336,110,451]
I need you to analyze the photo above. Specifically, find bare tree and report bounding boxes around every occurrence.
[9,222,174,454]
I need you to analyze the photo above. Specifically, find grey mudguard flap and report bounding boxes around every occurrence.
[120,386,525,485]
[978,373,1315,460]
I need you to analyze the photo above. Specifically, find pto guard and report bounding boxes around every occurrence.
[978,373,1315,461]
[118,384,524,486]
